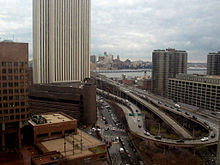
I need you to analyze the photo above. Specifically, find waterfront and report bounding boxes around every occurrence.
[98,69,207,79]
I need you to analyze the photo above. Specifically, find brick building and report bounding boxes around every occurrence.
[0,41,29,150]
[29,81,97,125]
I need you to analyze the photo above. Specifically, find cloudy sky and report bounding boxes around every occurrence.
[0,0,220,62]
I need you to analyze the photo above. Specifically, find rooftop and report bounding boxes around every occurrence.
[40,129,105,160]
[29,113,74,126]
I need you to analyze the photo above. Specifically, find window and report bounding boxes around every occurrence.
[20,82,24,87]
[15,102,19,106]
[14,62,18,67]
[16,115,20,119]
[9,96,13,100]
[8,62,12,67]
[14,82,18,87]
[9,89,13,94]
[2,69,6,73]
[10,109,14,113]
[8,76,13,80]
[10,116,14,120]
[2,62,6,66]
[8,69,12,73]
[15,96,19,100]
[20,69,24,73]
[2,83,7,87]
[14,69,18,73]
[21,115,25,119]
[15,109,19,113]
[37,133,48,138]
[20,89,24,93]
[21,95,25,100]
[3,103,8,107]
[3,90,7,94]
[20,75,24,80]
[14,89,19,93]
[21,102,25,106]
[4,110,8,114]
[51,131,62,136]
[3,96,7,101]
[20,62,24,67]
[8,83,13,87]
[4,116,9,121]
[9,103,14,107]
[14,76,18,80]
[2,76,6,80]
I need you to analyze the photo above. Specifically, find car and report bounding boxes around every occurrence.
[138,125,142,128]
[177,109,181,112]
[204,122,208,126]
[155,136,162,140]
[158,101,162,104]
[174,104,180,109]
[192,115,197,120]
[144,131,150,136]
[170,106,174,109]
[185,112,189,115]
[211,133,216,138]
[200,137,209,142]
[137,119,140,122]
[136,110,138,112]
[176,139,184,143]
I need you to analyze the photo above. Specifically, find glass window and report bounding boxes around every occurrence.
[21,95,25,100]
[21,102,25,106]
[14,82,18,87]
[15,96,19,100]
[9,89,13,94]
[20,62,24,67]
[3,103,8,107]
[15,102,19,106]
[4,110,8,114]
[14,69,18,73]
[3,96,7,101]
[10,116,14,120]
[21,108,25,112]
[20,69,24,73]
[20,82,24,87]
[8,69,12,73]
[3,90,7,94]
[14,62,18,67]
[2,76,7,80]
[9,103,14,107]
[14,76,18,80]
[3,83,7,87]
[20,89,24,93]
[21,115,25,119]
[14,89,19,93]
[9,96,13,100]
[8,83,13,87]
[10,109,14,113]
[8,76,13,80]
[8,62,12,67]
[20,75,24,80]
[4,116,9,121]
[2,69,6,74]
[15,109,19,113]
[16,115,20,119]
[2,62,6,66]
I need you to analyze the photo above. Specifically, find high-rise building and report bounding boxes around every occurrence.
[207,51,220,75]
[0,41,29,150]
[33,0,91,84]
[152,48,187,96]
[90,55,97,64]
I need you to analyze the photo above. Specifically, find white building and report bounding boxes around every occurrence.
[33,0,91,83]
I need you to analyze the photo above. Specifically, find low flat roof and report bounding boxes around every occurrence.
[41,129,105,159]
[29,113,75,126]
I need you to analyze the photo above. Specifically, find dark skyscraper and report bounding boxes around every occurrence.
[207,51,220,76]
[152,48,187,96]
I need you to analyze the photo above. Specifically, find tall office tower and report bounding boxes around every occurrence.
[33,0,91,84]
[152,48,187,96]
[207,51,220,75]
[0,41,29,150]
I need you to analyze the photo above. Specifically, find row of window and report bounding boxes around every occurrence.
[1,62,27,67]
[0,95,26,101]
[0,89,27,94]
[1,68,26,74]
[0,102,26,108]
[1,82,27,88]
[0,114,29,122]
[0,108,28,114]
[1,75,26,80]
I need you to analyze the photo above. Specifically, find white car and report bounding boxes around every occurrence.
[200,137,209,142]
[144,131,150,136]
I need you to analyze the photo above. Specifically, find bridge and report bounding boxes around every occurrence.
[93,69,151,73]
[93,72,219,147]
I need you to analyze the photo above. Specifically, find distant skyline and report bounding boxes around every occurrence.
[0,0,220,62]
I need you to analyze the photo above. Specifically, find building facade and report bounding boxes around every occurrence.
[168,74,220,111]
[207,51,220,76]
[90,55,97,64]
[0,41,29,150]
[29,81,96,125]
[33,0,91,83]
[152,48,187,96]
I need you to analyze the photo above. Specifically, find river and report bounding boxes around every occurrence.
[98,69,207,79]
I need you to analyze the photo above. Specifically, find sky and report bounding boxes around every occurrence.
[0,0,220,62]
